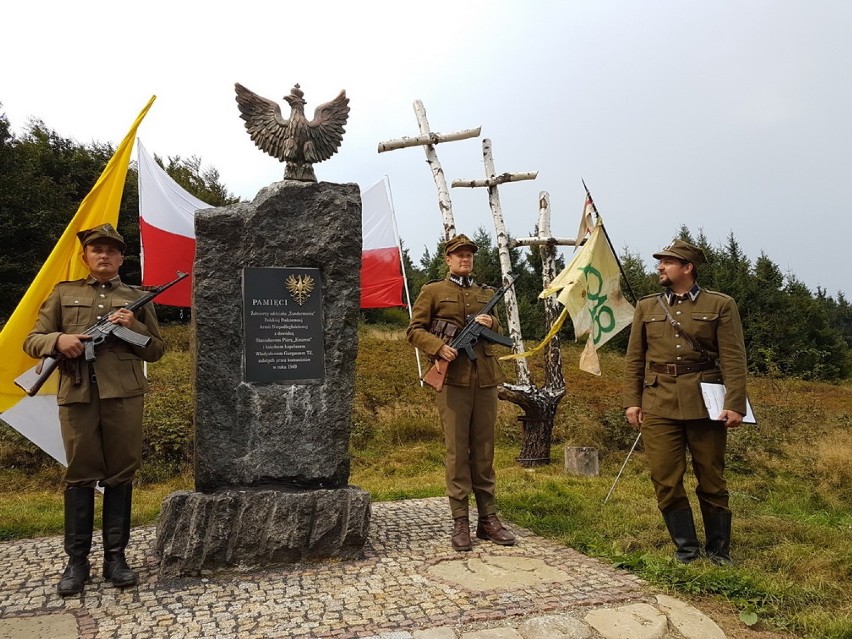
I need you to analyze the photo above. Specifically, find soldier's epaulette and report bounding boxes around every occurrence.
[479,283,497,290]
[424,278,443,285]
[639,292,661,301]
[57,278,86,285]
[702,289,733,300]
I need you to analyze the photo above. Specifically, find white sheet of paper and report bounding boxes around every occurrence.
[700,382,756,424]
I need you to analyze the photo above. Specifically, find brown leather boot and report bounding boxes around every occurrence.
[476,514,515,546]
[451,517,472,551]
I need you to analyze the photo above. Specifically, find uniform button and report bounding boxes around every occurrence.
[676,344,682,349]
[98,304,104,309]
[74,300,79,304]
[676,356,682,361]
[703,315,708,319]
[675,333,680,338]
[101,284,106,288]
[675,311,682,315]
[96,316,102,320]
[100,294,105,298]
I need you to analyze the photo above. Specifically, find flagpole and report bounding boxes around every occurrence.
[384,176,424,385]
[582,180,639,304]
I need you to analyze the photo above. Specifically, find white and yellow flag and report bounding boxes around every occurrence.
[503,218,634,375]
[574,191,596,253]
[0,97,155,466]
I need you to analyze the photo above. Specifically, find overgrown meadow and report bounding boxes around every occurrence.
[1,323,850,638]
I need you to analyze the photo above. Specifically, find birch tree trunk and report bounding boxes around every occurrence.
[499,192,566,467]
[481,138,531,386]
[414,100,455,240]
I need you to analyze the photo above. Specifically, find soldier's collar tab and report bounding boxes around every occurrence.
[448,274,474,288]
[664,284,701,304]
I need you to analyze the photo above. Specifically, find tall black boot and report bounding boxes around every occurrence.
[662,509,701,564]
[702,510,733,566]
[102,483,138,588]
[57,486,95,596]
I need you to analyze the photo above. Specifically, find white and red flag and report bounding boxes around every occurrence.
[360,179,405,308]
[137,141,210,306]
[139,152,405,310]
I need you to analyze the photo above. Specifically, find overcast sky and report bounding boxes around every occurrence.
[2,1,850,297]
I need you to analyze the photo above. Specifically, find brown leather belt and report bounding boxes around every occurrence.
[649,361,716,376]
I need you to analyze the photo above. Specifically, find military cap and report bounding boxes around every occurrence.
[445,234,478,255]
[76,223,126,253]
[653,239,705,267]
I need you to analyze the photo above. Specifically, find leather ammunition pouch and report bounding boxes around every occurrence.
[429,319,461,345]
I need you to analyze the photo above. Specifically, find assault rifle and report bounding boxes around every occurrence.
[14,271,189,397]
[422,274,517,391]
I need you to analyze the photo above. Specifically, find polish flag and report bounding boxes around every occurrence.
[360,179,405,308]
[138,140,210,306]
[139,144,406,309]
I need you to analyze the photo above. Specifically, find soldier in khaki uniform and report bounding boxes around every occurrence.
[24,224,165,595]
[407,234,515,551]
[623,239,747,565]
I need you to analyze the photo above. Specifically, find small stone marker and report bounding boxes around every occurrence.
[564,446,599,476]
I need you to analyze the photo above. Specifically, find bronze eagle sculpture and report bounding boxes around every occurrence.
[234,83,350,182]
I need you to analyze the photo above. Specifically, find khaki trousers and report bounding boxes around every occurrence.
[641,413,730,514]
[436,365,498,519]
[59,394,143,488]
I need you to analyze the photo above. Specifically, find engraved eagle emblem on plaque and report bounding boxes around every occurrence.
[285,274,315,306]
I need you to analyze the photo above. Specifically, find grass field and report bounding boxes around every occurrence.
[1,323,849,638]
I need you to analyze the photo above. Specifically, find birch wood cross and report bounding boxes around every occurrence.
[511,192,584,393]
[452,138,537,386]
[377,100,480,240]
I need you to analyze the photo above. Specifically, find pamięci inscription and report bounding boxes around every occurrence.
[243,266,325,383]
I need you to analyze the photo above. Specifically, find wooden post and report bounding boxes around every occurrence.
[452,138,537,386]
[378,100,480,241]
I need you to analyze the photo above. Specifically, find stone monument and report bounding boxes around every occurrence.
[155,84,368,579]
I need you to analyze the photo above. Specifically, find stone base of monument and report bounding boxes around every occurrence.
[155,486,371,580]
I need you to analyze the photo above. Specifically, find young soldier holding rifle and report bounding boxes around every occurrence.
[407,234,516,551]
[23,224,166,595]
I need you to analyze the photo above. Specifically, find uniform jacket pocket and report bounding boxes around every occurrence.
[691,311,719,341]
[116,351,146,393]
[643,315,666,338]
[60,294,93,328]
[436,294,460,314]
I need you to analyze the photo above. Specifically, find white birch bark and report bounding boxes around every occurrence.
[414,100,456,240]
[377,127,481,153]
[537,192,565,393]
[480,138,532,386]
[451,172,538,189]
[511,236,577,248]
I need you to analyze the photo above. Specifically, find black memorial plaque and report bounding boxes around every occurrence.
[243,267,325,383]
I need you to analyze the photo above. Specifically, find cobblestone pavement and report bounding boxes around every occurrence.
[0,497,724,639]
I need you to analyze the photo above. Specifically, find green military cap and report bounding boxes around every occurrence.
[76,223,126,253]
[445,234,478,255]
[653,238,706,267]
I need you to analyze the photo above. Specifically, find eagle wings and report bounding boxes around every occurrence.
[235,83,350,182]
